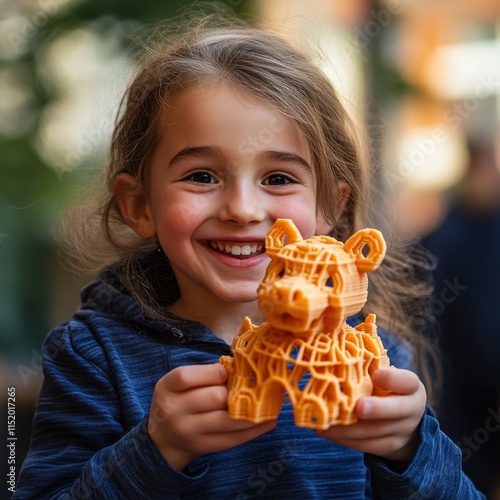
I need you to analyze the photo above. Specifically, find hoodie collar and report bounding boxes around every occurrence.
[79,252,230,352]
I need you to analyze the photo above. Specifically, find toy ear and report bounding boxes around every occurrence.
[344,229,386,273]
[265,219,303,257]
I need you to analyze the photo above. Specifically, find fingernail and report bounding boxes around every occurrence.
[215,363,227,382]
[361,400,373,417]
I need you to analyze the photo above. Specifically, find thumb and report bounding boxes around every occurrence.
[372,368,420,396]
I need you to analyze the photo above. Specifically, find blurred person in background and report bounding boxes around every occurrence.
[422,135,500,498]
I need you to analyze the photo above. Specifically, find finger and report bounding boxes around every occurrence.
[195,422,276,458]
[356,388,426,421]
[161,363,227,392]
[189,410,276,433]
[186,386,229,413]
[176,410,276,447]
[191,414,277,448]
[206,420,277,448]
[372,368,422,395]
[318,416,415,441]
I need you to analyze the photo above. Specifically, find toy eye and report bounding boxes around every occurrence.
[267,262,285,280]
[276,264,285,278]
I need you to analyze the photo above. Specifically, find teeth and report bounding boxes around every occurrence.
[210,241,263,256]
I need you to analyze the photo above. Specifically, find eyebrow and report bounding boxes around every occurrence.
[261,150,312,172]
[168,145,221,167]
[167,146,312,172]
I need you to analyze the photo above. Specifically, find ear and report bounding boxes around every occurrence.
[334,182,351,221]
[113,173,156,239]
[344,228,386,273]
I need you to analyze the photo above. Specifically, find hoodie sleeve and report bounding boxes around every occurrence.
[365,407,486,499]
[364,329,486,499]
[13,323,206,499]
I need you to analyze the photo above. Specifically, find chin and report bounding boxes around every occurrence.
[218,289,259,305]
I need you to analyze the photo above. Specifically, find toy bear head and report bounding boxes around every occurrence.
[258,219,386,338]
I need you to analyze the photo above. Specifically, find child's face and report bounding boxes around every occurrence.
[130,83,331,307]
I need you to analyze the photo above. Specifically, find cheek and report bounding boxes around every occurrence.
[152,194,202,241]
[276,202,318,239]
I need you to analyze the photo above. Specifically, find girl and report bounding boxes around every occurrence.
[15,12,484,499]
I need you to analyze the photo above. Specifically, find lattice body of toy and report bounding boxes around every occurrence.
[219,219,390,429]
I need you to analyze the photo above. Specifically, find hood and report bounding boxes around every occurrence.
[78,251,231,354]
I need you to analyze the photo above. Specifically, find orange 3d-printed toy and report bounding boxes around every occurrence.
[219,218,390,430]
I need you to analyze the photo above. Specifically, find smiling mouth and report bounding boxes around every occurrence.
[208,241,265,257]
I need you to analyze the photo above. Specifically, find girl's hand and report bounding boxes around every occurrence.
[317,368,426,466]
[148,363,276,470]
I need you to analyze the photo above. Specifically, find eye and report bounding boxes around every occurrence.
[183,171,217,184]
[263,173,296,186]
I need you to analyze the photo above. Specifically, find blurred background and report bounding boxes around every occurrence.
[1,0,499,497]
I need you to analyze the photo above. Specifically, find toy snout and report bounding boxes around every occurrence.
[258,276,328,336]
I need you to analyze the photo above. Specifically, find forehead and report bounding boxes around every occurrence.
[158,82,311,160]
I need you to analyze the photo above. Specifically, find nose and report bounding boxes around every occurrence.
[218,179,265,225]
[259,277,329,333]
[269,278,327,311]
